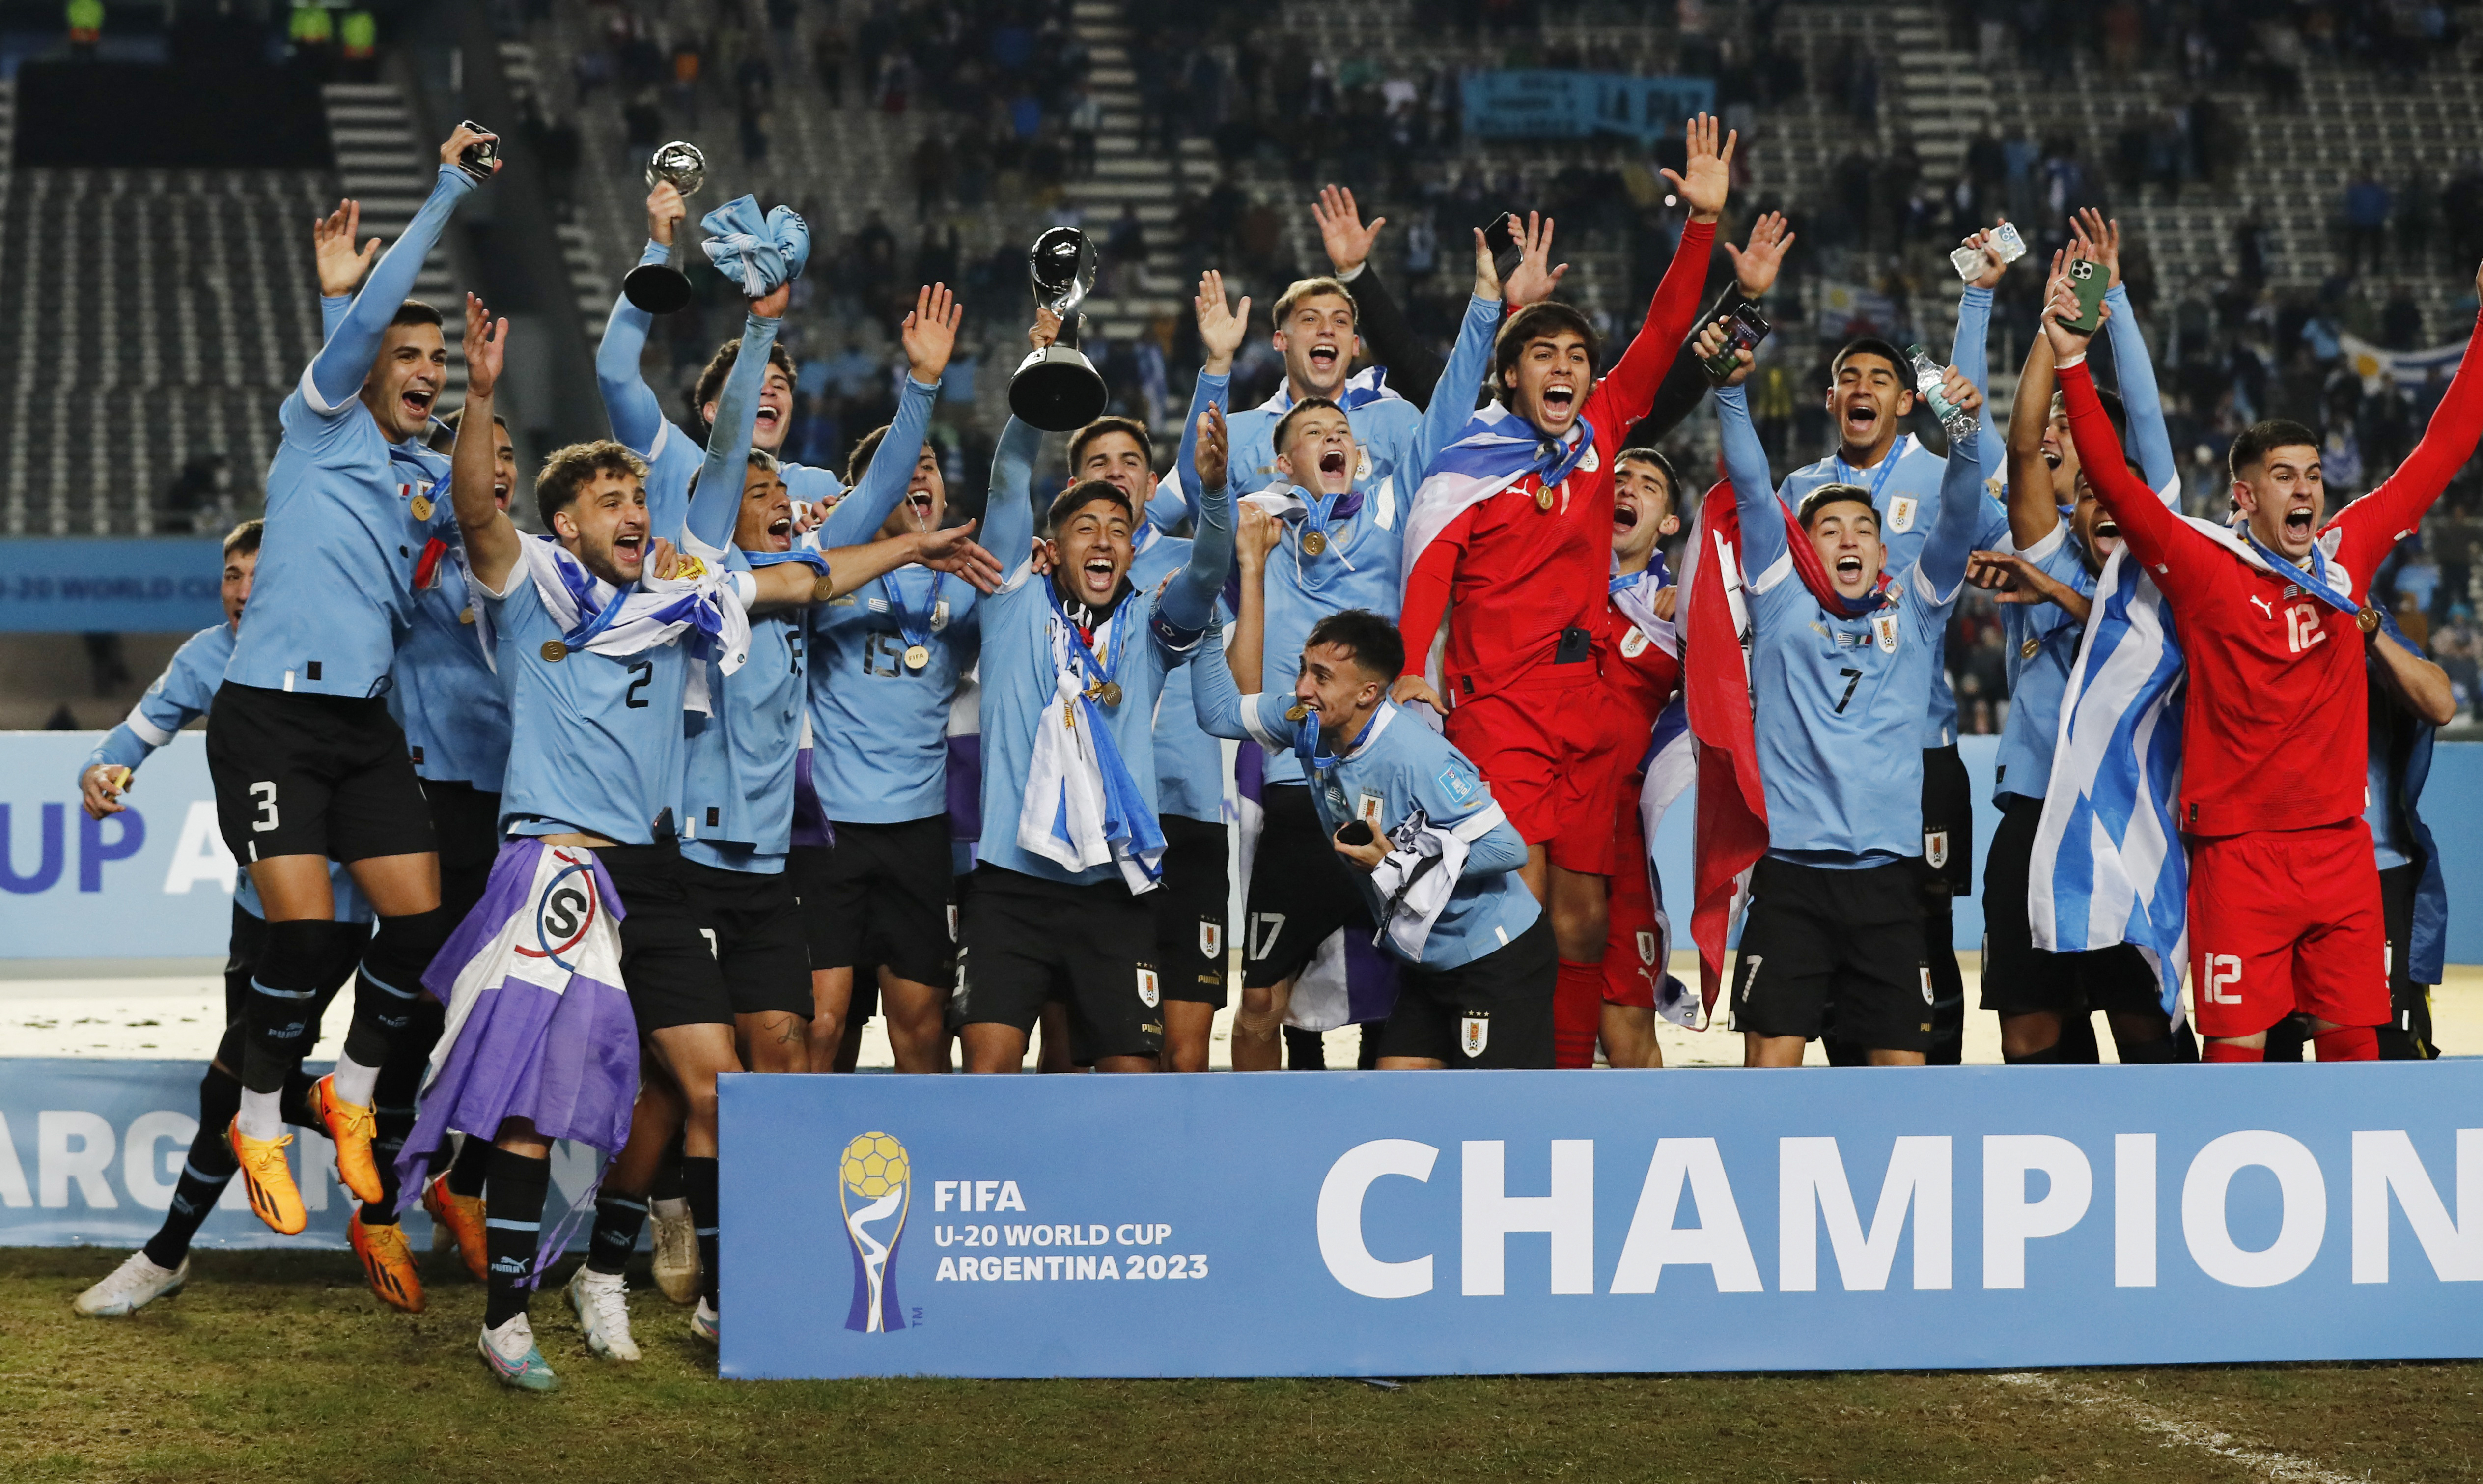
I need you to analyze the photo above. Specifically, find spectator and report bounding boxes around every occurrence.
[813,23,849,107]
[2344,160,2392,273]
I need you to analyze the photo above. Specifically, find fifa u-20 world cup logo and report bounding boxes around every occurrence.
[839,1131,910,1333]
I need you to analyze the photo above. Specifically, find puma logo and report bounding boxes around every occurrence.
[2248,594,2274,619]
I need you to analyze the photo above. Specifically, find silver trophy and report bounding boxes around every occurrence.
[1007,227,1110,432]
[623,141,709,315]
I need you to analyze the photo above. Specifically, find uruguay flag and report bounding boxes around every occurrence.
[2027,546,2188,1010]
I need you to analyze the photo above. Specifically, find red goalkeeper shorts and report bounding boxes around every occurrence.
[2187,817,2388,1039]
[1444,675,1615,874]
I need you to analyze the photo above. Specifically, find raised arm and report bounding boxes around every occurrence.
[755,524,1003,607]
[314,197,378,342]
[985,415,1045,583]
[1406,287,1505,477]
[305,134,488,411]
[1315,184,1443,408]
[1189,623,1295,746]
[2072,209,2176,497]
[686,305,786,550]
[1951,282,2004,486]
[1639,212,1794,443]
[1228,502,1280,692]
[2006,330,2061,549]
[1588,114,1731,421]
[818,284,960,545]
[1717,383,1788,575]
[595,181,689,454]
[2046,272,2189,586]
[453,295,525,591]
[1159,405,1233,637]
[1171,271,1247,520]
[2355,278,2483,538]
[1918,366,1988,598]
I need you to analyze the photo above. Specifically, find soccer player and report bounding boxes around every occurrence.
[795,291,985,1076]
[1192,609,1550,1066]
[2045,259,2483,1061]
[597,177,861,527]
[1702,318,1989,1066]
[71,524,373,1315]
[445,297,997,1384]
[951,403,1234,1073]
[1570,446,1684,1069]
[1182,234,1512,1069]
[204,125,495,1237]
[1395,114,1730,1046]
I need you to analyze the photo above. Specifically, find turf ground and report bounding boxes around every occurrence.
[6,1248,2479,1484]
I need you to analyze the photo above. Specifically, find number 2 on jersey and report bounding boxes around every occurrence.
[624,660,653,708]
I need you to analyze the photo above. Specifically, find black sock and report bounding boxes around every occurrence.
[683,1155,720,1307]
[278,1069,319,1131]
[342,908,451,1071]
[240,919,334,1093]
[143,1067,243,1269]
[446,1131,495,1199]
[2115,1034,2178,1064]
[362,996,445,1224]
[2003,1042,2067,1064]
[482,1148,550,1329]
[1282,1024,1325,1070]
[649,1131,686,1201]
[587,1192,650,1276]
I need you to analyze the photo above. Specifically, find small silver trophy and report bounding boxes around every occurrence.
[1007,227,1111,433]
[623,141,709,315]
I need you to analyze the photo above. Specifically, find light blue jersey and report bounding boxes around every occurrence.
[1129,524,1228,825]
[1190,636,1537,970]
[2368,700,2412,871]
[389,552,510,791]
[1175,291,1503,787]
[227,166,474,697]
[1721,384,1984,865]
[680,546,808,870]
[975,459,1233,886]
[595,238,851,536]
[1990,523,2092,805]
[802,382,996,825]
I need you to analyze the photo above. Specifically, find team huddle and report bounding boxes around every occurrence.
[60,113,2483,1389]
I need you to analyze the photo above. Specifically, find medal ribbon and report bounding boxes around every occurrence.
[1294,703,1381,777]
[2240,528,2359,617]
[877,566,949,659]
[387,446,452,521]
[1831,435,1908,515]
[1609,549,1672,598]
[1045,581,1130,701]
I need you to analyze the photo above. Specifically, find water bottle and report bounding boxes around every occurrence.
[1905,343,1977,444]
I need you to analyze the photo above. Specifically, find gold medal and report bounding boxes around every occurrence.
[1284,702,1309,722]
[2020,638,2040,661]
[903,644,930,671]
[458,606,475,625]
[1302,532,1327,557]
[1535,484,1556,511]
[812,575,837,602]
[409,495,434,522]
[1097,681,1124,708]
[2357,606,2382,635]
[540,640,568,662]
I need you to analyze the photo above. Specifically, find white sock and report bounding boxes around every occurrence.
[236,1088,283,1141]
[652,1196,690,1221]
[328,1051,381,1109]
[484,1312,534,1357]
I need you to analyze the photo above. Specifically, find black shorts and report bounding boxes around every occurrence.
[2379,861,2436,1058]
[954,865,1161,1062]
[423,780,504,923]
[206,682,436,865]
[595,840,734,1034]
[681,859,812,1019]
[1920,743,1973,898]
[1372,916,1557,1068]
[1242,785,1376,989]
[790,816,956,988]
[1155,814,1230,1008]
[1979,794,2164,1019]
[1731,856,1934,1052]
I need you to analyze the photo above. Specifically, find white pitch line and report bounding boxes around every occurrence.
[1990,1372,2364,1484]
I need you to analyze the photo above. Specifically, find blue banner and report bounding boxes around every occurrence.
[0,1058,599,1248]
[0,732,238,957]
[721,1066,2483,1378]
[0,540,228,632]
[1460,71,1717,147]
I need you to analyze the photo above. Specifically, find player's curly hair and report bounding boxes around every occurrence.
[535,441,650,530]
[688,339,799,441]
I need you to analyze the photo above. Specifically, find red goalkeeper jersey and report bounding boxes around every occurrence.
[1398,220,1713,703]
[2057,321,2483,838]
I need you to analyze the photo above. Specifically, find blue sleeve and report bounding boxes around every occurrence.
[2102,284,2178,498]
[685,314,782,550]
[1950,286,2006,485]
[1158,470,1231,640]
[1408,293,1502,476]
[984,417,1044,583]
[320,295,349,342]
[1920,427,1985,601]
[1187,625,1293,743]
[819,374,940,546]
[595,239,674,455]
[1717,385,1787,573]
[307,167,474,411]
[84,725,152,777]
[1464,815,1531,877]
[1171,370,1230,522]
[1416,751,1529,876]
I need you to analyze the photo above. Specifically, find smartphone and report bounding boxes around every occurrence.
[455,120,499,182]
[1483,212,1524,284]
[1335,820,1375,848]
[2058,258,2110,334]
[1700,302,1770,380]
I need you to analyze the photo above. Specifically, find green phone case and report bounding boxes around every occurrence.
[2059,260,2110,333]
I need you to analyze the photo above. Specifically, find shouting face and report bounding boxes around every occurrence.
[1051,491,1135,607]
[1826,351,1912,463]
[1805,497,1885,601]
[2233,442,2325,561]
[364,321,447,444]
[1274,406,1357,497]
[555,472,652,586]
[1274,292,1359,402]
[875,445,947,539]
[1504,329,1594,438]
[733,460,795,553]
[1612,454,1677,567]
[705,360,797,453]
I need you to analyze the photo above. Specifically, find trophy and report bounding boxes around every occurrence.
[622,141,708,315]
[1007,227,1110,432]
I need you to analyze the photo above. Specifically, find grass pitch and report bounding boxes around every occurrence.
[4,1247,2478,1483]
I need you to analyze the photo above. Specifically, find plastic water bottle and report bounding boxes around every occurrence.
[1905,343,1977,444]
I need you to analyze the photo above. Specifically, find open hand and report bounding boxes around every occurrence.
[1389,672,1445,713]
[2069,207,2120,291]
[314,199,381,298]
[901,282,962,382]
[1194,270,1251,376]
[1312,184,1386,276]
[463,293,509,398]
[1725,211,1793,298]
[1662,112,1735,223]
[917,521,1005,592]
